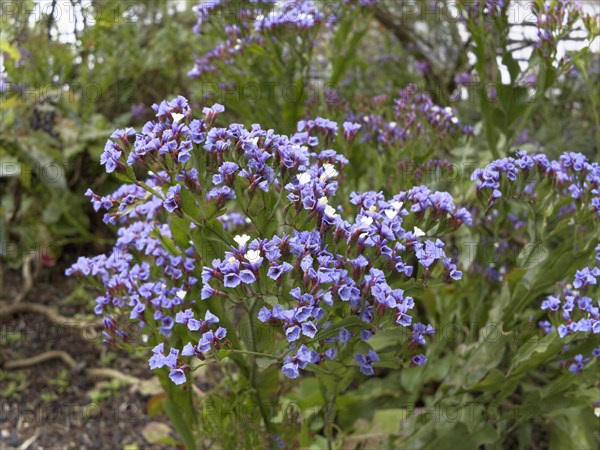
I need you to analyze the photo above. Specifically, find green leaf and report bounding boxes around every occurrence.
[162,398,197,450]
[465,368,506,392]
[501,51,521,84]
[371,409,406,434]
[169,215,191,249]
[507,332,562,377]
[180,188,202,220]
[0,39,21,61]
[151,228,180,256]
[461,331,506,387]
[142,422,178,445]
[255,357,277,370]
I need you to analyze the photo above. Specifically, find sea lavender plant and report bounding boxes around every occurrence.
[67,96,470,446]
[347,86,468,150]
[539,245,600,373]
[471,150,599,388]
[535,0,589,60]
[189,0,330,79]
[471,150,600,218]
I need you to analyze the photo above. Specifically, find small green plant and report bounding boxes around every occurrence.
[87,378,126,405]
[0,370,27,400]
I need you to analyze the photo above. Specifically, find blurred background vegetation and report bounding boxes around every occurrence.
[1,1,599,448]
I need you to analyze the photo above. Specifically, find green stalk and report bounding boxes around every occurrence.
[247,298,273,436]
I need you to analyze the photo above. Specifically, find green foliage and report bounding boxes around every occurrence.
[1,0,198,266]
[4,1,600,448]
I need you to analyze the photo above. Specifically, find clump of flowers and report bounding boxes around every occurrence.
[471,150,600,217]
[189,0,331,79]
[347,86,470,150]
[67,96,470,386]
[539,243,600,373]
[535,0,588,60]
[464,0,506,24]
[472,150,599,378]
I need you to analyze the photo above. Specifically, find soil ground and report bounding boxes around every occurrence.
[0,261,172,450]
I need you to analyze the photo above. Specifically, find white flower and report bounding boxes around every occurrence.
[297,172,311,185]
[171,113,184,123]
[321,163,338,181]
[413,226,426,237]
[318,196,329,206]
[176,290,187,300]
[324,205,337,218]
[245,249,261,264]
[391,201,404,210]
[360,216,374,226]
[228,256,237,264]
[383,209,397,219]
[595,407,600,418]
[369,205,377,212]
[234,234,251,247]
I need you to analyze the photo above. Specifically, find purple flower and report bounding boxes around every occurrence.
[149,344,178,370]
[207,185,236,204]
[285,325,301,342]
[281,344,317,379]
[169,368,186,385]
[267,262,293,281]
[301,322,318,338]
[573,267,598,289]
[411,354,428,366]
[213,162,239,186]
[455,207,472,226]
[258,306,272,322]
[415,240,445,268]
[339,328,352,343]
[164,185,181,213]
[282,362,300,379]
[355,349,379,376]
[100,140,122,173]
[324,348,337,360]
[568,354,590,373]
[541,295,561,312]
[342,121,361,142]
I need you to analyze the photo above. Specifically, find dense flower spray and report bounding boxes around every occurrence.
[471,150,600,217]
[346,86,470,149]
[189,0,331,79]
[540,244,600,373]
[68,96,470,384]
[472,151,599,377]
